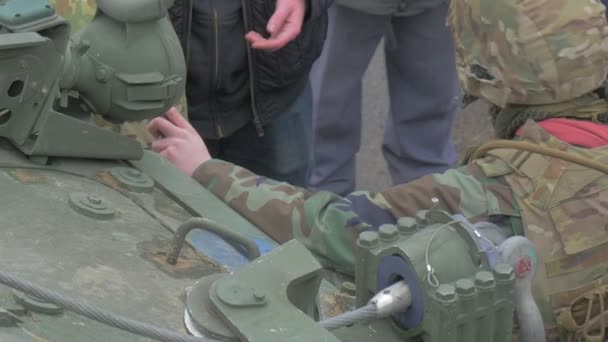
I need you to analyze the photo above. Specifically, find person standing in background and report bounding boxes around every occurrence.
[167,0,332,187]
[308,0,459,195]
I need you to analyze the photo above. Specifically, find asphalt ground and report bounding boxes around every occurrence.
[354,45,495,193]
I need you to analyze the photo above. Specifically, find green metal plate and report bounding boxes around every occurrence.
[0,0,54,28]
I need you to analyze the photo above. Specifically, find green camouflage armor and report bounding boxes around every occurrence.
[448,2,608,337]
[192,134,522,275]
[189,0,608,340]
[50,0,189,148]
[192,120,608,340]
[449,0,608,107]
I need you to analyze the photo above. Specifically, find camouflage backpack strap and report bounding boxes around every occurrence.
[462,94,608,166]
[470,139,608,179]
[492,94,608,139]
[470,134,608,255]
[557,285,608,342]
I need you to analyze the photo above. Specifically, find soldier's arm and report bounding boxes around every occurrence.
[148,106,519,274]
[192,158,519,275]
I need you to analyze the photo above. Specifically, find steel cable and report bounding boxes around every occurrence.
[0,270,219,342]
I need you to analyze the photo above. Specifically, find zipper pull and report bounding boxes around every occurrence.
[253,116,264,137]
[216,122,224,138]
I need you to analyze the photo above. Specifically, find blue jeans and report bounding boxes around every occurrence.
[206,84,313,187]
[308,4,458,195]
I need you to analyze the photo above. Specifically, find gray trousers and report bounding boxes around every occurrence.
[308,3,459,195]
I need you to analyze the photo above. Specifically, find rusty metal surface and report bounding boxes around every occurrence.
[0,153,231,341]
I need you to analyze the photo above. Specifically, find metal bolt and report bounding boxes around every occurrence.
[341,282,357,296]
[86,195,102,205]
[475,271,495,289]
[357,231,379,249]
[415,210,429,227]
[494,263,515,282]
[69,192,114,219]
[110,167,154,193]
[378,224,399,242]
[397,217,417,235]
[435,284,456,302]
[455,279,476,296]
[431,197,439,208]
[126,169,141,177]
[253,290,266,301]
[95,68,108,83]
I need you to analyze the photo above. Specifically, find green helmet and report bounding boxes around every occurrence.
[449,0,608,107]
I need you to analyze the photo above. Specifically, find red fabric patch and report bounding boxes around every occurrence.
[516,118,608,148]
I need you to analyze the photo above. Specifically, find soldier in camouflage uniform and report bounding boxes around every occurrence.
[149,0,608,339]
[51,0,188,148]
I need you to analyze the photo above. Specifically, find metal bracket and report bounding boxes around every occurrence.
[185,240,340,342]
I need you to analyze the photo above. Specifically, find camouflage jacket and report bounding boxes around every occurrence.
[192,126,525,276]
[478,120,608,332]
[193,118,608,337]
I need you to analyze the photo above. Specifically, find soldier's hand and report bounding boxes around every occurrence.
[148,107,211,176]
[245,0,306,51]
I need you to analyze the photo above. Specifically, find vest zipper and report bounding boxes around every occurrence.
[212,8,225,138]
[241,0,264,137]
[184,0,193,68]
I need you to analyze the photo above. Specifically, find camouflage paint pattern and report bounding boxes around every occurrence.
[193,119,608,339]
[492,92,608,139]
[449,0,608,107]
[482,120,608,334]
[50,0,188,147]
[192,135,522,275]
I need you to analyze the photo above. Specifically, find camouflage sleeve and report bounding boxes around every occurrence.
[192,159,520,275]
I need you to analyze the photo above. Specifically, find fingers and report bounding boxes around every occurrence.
[245,31,268,48]
[247,1,304,51]
[148,116,184,138]
[159,146,175,160]
[158,146,182,167]
[246,27,298,51]
[164,107,193,130]
[150,137,176,153]
[267,4,292,35]
[151,140,185,168]
[245,32,282,52]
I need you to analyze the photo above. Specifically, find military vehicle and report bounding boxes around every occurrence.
[0,0,547,341]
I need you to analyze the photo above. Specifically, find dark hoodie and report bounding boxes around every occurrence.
[168,0,331,139]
